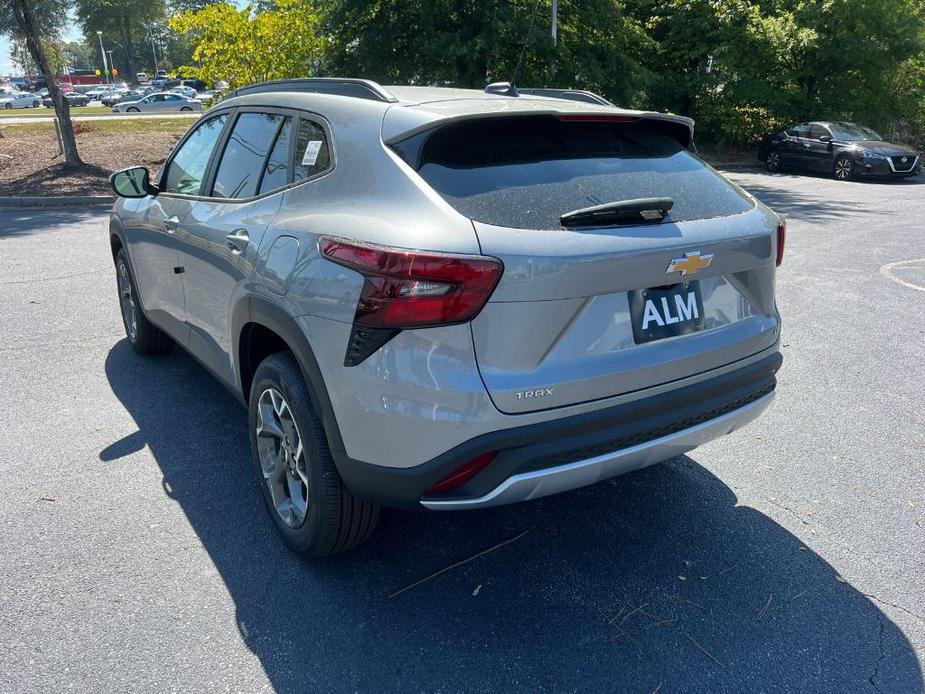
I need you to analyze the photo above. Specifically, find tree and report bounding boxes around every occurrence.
[1,0,83,168]
[320,0,650,103]
[169,0,325,88]
[75,0,167,82]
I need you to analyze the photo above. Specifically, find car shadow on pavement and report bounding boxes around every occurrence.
[104,340,923,693]
[0,207,109,239]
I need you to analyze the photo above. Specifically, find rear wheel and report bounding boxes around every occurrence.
[115,249,172,354]
[32,100,39,108]
[248,352,380,557]
[127,106,140,113]
[179,106,193,112]
[766,151,782,172]
[834,155,854,181]
[3,103,11,110]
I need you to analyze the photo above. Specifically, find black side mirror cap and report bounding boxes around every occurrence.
[109,166,157,198]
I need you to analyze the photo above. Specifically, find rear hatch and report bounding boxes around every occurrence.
[391,110,780,414]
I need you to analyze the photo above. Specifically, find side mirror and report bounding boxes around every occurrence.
[109,166,156,198]
[818,135,832,143]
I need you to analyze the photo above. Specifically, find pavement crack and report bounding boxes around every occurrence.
[863,593,925,625]
[869,612,886,694]
[0,266,107,286]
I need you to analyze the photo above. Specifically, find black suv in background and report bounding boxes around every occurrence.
[758,121,920,180]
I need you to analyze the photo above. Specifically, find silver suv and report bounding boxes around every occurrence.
[109,78,784,557]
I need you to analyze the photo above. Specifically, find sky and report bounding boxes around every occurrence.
[1,13,86,76]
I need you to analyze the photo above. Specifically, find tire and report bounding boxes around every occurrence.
[179,106,192,112]
[3,103,11,110]
[127,106,140,113]
[248,352,380,557]
[834,155,854,181]
[115,249,172,355]
[766,150,782,172]
[32,101,39,108]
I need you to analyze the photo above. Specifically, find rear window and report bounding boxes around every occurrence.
[412,116,752,229]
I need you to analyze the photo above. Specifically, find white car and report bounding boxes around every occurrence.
[168,86,199,100]
[0,91,42,109]
[111,92,203,113]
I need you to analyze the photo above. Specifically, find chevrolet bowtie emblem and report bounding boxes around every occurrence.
[667,251,714,276]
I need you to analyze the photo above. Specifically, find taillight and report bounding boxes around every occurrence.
[320,237,504,365]
[426,452,498,495]
[776,219,786,266]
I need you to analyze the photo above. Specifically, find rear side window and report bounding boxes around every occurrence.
[411,116,752,230]
[258,118,293,194]
[212,112,287,199]
[163,113,228,195]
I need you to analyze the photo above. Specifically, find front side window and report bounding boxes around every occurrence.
[212,112,287,199]
[163,114,228,195]
[809,124,830,140]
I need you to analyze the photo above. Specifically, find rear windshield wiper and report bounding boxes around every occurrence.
[560,197,674,228]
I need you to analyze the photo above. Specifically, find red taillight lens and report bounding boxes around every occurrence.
[320,238,503,329]
[426,452,498,495]
[776,220,786,266]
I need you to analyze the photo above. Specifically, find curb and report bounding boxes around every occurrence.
[0,195,114,208]
[709,162,764,171]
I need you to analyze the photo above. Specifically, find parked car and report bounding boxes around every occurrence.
[102,89,144,107]
[85,85,115,99]
[155,69,168,79]
[168,85,199,100]
[43,92,91,108]
[136,72,149,84]
[0,91,42,109]
[758,121,921,180]
[107,78,783,557]
[111,92,203,113]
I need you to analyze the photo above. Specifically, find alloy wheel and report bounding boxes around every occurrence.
[834,158,852,180]
[767,152,780,171]
[117,259,137,341]
[255,387,309,528]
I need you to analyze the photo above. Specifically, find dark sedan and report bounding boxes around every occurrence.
[43,92,90,108]
[758,121,920,180]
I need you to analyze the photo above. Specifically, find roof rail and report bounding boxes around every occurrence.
[227,78,398,103]
[517,88,613,106]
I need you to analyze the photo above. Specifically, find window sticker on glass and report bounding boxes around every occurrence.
[302,140,323,166]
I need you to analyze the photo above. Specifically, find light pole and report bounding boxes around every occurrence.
[150,35,159,75]
[96,31,110,86]
[106,50,115,82]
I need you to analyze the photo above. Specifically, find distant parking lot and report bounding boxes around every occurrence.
[0,169,923,692]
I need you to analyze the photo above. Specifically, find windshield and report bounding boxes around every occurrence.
[828,122,882,141]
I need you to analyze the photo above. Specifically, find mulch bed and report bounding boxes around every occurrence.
[0,124,183,196]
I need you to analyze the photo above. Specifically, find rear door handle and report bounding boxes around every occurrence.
[163,216,180,234]
[225,229,250,254]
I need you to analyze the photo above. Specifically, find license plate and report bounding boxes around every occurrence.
[628,281,705,344]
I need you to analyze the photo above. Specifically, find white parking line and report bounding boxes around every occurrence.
[880,258,925,292]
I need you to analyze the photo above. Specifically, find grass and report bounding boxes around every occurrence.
[0,105,116,117]
[0,118,193,136]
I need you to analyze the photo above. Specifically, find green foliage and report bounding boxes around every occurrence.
[169,0,324,88]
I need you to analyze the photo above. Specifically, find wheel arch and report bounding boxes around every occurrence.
[235,296,348,463]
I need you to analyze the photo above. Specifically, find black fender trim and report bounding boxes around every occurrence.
[242,296,350,467]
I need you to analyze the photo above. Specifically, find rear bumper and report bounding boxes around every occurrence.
[422,391,773,509]
[335,351,782,510]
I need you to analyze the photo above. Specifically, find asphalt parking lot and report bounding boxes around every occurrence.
[1,169,923,693]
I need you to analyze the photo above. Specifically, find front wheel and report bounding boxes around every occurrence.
[179,106,193,112]
[126,106,140,113]
[115,249,172,355]
[766,151,782,172]
[32,101,39,108]
[248,353,380,557]
[3,103,11,110]
[834,155,854,181]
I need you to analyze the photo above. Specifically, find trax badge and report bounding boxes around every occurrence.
[666,251,713,276]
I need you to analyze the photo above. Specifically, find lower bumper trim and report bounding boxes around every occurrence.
[420,392,774,510]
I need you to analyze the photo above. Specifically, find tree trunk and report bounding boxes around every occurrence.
[10,0,83,168]
[120,15,137,84]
